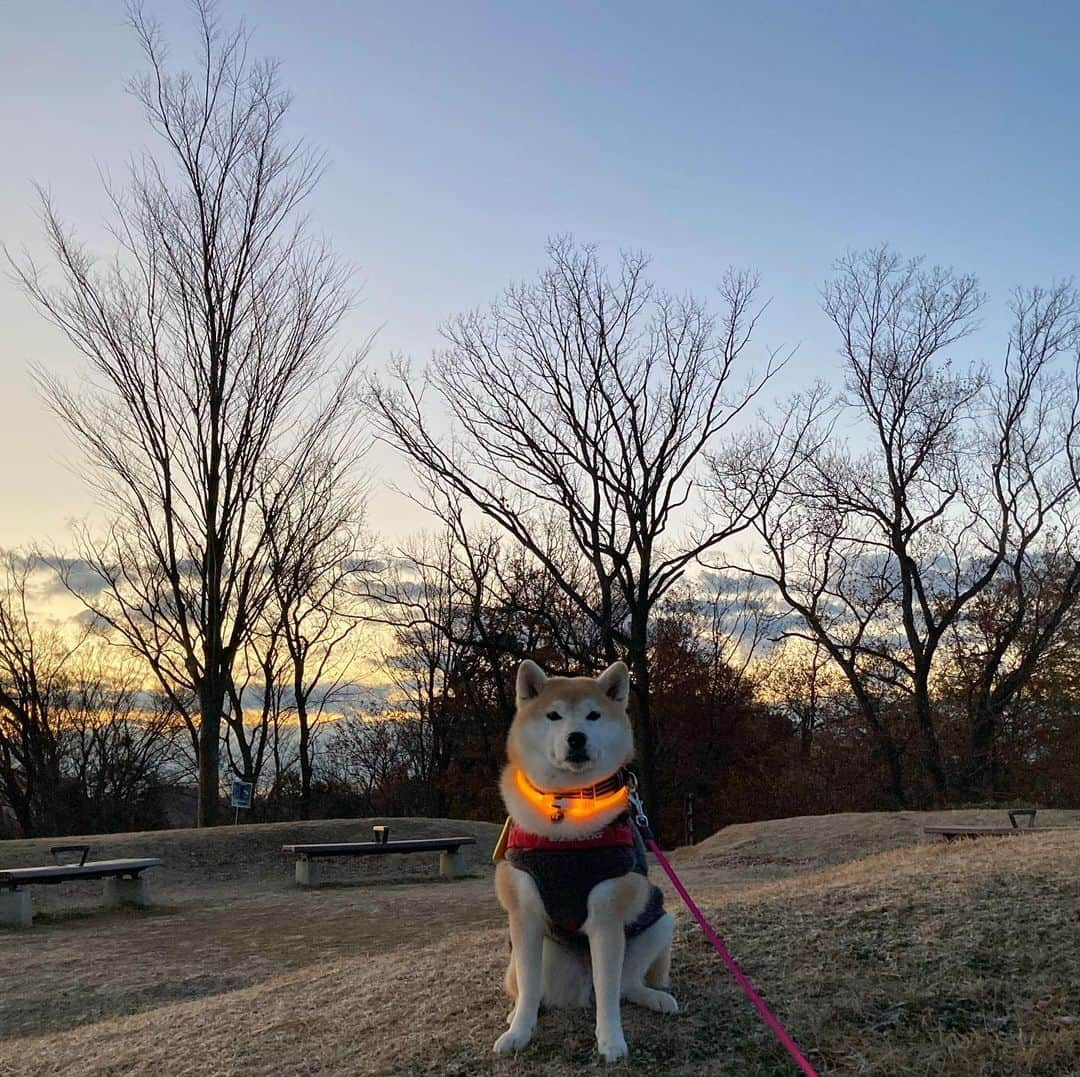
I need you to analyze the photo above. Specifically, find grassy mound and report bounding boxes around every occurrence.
[678,808,1080,875]
[0,816,503,897]
[2,821,1076,1075]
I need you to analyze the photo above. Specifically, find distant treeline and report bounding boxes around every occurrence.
[3,535,1079,842]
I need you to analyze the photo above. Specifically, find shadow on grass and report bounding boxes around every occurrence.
[301,873,483,891]
[31,904,182,927]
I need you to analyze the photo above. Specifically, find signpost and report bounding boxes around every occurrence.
[230,780,254,824]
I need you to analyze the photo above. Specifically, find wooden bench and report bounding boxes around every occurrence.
[0,856,161,928]
[282,836,477,886]
[924,826,1051,840]
[925,808,1080,841]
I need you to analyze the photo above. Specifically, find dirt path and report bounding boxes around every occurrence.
[1,874,505,1040]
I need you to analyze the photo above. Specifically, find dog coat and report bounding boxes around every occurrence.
[505,815,666,945]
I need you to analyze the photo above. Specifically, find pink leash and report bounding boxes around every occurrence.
[626,780,819,1076]
[646,839,819,1076]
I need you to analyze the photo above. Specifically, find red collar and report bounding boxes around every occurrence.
[512,767,631,824]
[506,818,635,852]
[520,768,629,801]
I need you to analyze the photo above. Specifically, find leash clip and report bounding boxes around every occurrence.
[625,771,651,835]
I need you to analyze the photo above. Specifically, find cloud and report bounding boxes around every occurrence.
[698,570,778,598]
[345,556,384,574]
[71,607,113,632]
[238,679,394,720]
[32,555,113,599]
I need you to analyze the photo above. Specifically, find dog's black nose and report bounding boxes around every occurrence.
[567,731,587,751]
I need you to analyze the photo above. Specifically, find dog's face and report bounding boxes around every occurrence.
[506,659,634,790]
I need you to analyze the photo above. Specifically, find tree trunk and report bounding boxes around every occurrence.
[851,684,907,808]
[965,704,998,801]
[11,791,34,838]
[913,679,950,803]
[877,734,908,809]
[196,684,223,827]
[297,702,312,820]
[799,714,814,762]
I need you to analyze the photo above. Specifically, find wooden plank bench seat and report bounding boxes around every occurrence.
[924,825,1080,840]
[282,837,477,886]
[0,857,161,928]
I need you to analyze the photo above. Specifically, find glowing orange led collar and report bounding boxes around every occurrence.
[513,767,630,823]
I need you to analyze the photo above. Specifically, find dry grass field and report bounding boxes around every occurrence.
[1,810,1078,1076]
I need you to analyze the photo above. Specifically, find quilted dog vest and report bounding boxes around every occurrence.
[505,814,666,945]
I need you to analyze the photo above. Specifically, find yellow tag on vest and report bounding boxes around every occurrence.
[492,816,512,862]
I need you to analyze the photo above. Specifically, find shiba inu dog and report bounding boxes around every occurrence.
[492,659,677,1061]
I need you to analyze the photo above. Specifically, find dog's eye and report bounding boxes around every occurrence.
[585,710,601,721]
[546,710,562,722]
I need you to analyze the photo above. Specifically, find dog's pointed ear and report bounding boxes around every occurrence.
[597,661,629,703]
[516,659,547,702]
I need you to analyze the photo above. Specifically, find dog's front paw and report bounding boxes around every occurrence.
[597,1033,629,1062]
[625,984,679,1013]
[494,1024,534,1054]
[643,988,678,1013]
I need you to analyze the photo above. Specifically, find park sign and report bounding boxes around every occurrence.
[230,781,254,810]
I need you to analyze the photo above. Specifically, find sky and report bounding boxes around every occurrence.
[2,0,1080,556]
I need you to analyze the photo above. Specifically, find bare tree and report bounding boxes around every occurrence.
[714,248,1080,804]
[261,447,370,814]
[953,286,1080,795]
[698,573,783,691]
[0,554,183,836]
[221,636,276,795]
[713,413,917,803]
[0,553,79,835]
[325,713,412,816]
[11,2,360,824]
[215,446,368,807]
[758,637,849,764]
[374,526,495,816]
[60,645,186,832]
[370,239,787,823]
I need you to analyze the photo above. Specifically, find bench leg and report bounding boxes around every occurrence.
[439,849,465,879]
[104,875,150,908]
[296,856,318,887]
[0,888,32,928]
